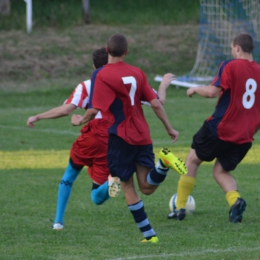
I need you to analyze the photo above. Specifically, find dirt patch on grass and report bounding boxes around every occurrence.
[0,24,198,92]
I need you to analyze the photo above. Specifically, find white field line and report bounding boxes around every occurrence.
[0,124,80,136]
[106,246,260,260]
[1,124,260,145]
[0,124,190,145]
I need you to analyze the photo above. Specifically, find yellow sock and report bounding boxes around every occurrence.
[225,190,241,207]
[176,175,195,210]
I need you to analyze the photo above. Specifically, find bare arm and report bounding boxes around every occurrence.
[187,85,222,98]
[27,103,76,128]
[71,108,99,126]
[157,73,175,105]
[150,99,179,143]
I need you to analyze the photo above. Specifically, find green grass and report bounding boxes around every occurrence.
[1,3,260,258]
[1,87,260,260]
[1,0,199,30]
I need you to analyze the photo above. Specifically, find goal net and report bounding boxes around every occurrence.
[154,0,260,87]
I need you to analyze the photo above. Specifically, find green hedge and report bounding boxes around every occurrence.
[0,0,199,30]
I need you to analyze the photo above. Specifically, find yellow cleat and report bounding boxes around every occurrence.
[159,148,187,175]
[141,236,159,243]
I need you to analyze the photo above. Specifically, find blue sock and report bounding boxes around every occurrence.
[54,160,82,225]
[147,164,168,186]
[91,181,110,205]
[128,200,156,239]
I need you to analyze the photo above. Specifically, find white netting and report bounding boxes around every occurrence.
[155,0,260,87]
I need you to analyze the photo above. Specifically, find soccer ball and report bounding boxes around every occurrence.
[169,193,195,215]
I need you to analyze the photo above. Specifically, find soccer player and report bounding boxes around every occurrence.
[167,33,260,223]
[71,33,187,243]
[26,47,178,230]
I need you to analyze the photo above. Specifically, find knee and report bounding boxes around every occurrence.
[139,187,153,196]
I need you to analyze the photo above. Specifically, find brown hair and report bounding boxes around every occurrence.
[92,47,108,69]
[233,33,254,53]
[107,34,128,57]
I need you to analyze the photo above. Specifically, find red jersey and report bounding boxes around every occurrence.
[207,59,260,144]
[90,61,157,145]
[65,79,111,144]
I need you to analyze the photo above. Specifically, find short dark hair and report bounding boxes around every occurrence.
[92,47,108,69]
[107,34,128,57]
[233,33,254,53]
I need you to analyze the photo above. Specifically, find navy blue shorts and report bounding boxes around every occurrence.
[192,121,252,171]
[107,134,155,182]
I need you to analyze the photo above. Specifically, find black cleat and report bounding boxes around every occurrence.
[167,209,186,220]
[229,198,246,223]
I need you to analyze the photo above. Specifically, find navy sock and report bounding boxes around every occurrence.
[147,165,168,186]
[128,200,156,239]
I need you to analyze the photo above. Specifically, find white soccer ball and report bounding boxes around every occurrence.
[169,193,195,215]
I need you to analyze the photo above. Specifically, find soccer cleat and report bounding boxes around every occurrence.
[159,148,188,175]
[108,174,121,198]
[141,236,159,243]
[167,208,186,220]
[229,198,246,223]
[53,223,64,230]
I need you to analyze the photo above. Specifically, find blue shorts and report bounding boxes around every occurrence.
[107,134,155,182]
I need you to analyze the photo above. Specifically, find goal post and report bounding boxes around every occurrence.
[24,0,32,33]
[154,0,260,88]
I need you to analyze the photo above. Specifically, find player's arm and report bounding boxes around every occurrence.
[27,103,76,128]
[187,85,222,98]
[150,98,179,143]
[157,73,175,105]
[71,108,99,126]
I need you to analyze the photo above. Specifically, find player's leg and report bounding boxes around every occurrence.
[91,181,110,205]
[167,148,200,220]
[90,161,111,205]
[88,145,118,204]
[213,159,246,223]
[53,158,83,229]
[169,122,214,220]
[214,141,251,223]
[177,149,201,209]
[134,144,166,195]
[107,134,158,243]
[88,164,111,205]
[122,175,158,243]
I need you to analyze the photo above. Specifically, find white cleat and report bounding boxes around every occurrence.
[53,223,64,230]
[108,175,121,198]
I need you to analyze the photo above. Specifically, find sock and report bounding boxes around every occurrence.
[91,181,110,205]
[54,160,82,224]
[128,200,156,239]
[147,160,169,186]
[176,175,195,210]
[226,190,241,207]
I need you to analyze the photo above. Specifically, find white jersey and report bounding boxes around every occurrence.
[65,79,101,118]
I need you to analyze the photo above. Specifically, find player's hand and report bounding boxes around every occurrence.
[161,73,175,89]
[168,128,179,143]
[187,88,196,97]
[27,116,38,128]
[71,114,83,126]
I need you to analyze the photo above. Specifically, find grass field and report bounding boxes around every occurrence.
[1,3,260,259]
[1,86,260,260]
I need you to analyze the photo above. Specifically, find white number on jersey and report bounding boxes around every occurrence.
[242,78,257,109]
[122,76,137,106]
